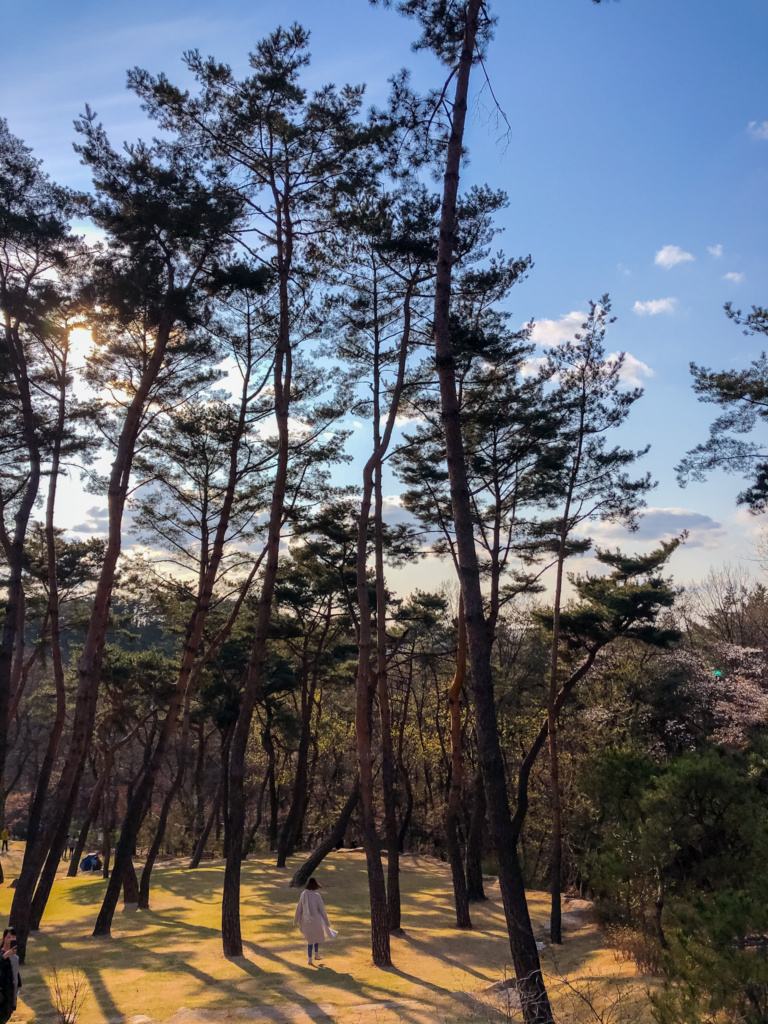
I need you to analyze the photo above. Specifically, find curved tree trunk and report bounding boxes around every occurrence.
[29,782,79,930]
[10,316,176,964]
[291,779,360,889]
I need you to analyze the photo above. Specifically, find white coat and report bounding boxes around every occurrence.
[294,889,337,944]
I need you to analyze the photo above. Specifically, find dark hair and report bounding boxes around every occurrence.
[306,878,320,891]
[2,928,15,941]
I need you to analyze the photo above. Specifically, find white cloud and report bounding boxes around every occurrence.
[654,245,695,269]
[520,356,549,378]
[708,244,723,258]
[633,297,677,316]
[724,271,744,283]
[747,121,768,140]
[526,311,586,347]
[606,352,654,388]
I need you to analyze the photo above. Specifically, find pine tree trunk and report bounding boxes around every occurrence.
[29,785,77,930]
[9,316,175,963]
[189,789,221,869]
[23,389,69,907]
[430,4,553,1018]
[139,784,175,908]
[548,724,563,945]
[221,255,293,955]
[291,779,360,888]
[446,597,471,929]
[0,323,42,876]
[277,665,319,868]
[139,697,192,907]
[466,769,487,902]
[122,858,139,903]
[189,728,232,870]
[375,462,401,933]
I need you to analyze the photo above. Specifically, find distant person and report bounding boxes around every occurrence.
[294,877,337,966]
[0,830,8,854]
[62,836,69,861]
[68,836,76,860]
[0,928,20,1024]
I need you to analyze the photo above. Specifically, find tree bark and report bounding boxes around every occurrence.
[375,461,401,933]
[291,779,360,888]
[354,281,413,966]
[139,695,193,907]
[23,354,70,901]
[93,356,256,937]
[466,769,487,902]
[277,628,325,868]
[0,321,42,878]
[29,783,79,930]
[431,4,553,1018]
[189,727,232,869]
[10,315,175,963]
[446,597,471,929]
[222,388,289,953]
[123,858,139,903]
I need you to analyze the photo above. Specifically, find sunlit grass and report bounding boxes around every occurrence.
[0,846,654,1023]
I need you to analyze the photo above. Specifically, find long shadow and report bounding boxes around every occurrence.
[380,965,453,998]
[27,966,61,1022]
[85,964,124,1022]
[241,940,412,1006]
[400,932,494,984]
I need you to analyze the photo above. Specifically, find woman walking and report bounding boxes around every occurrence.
[293,878,337,966]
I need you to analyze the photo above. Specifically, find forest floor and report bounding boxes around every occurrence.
[0,846,654,1024]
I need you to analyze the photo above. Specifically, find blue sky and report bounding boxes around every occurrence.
[3,0,767,593]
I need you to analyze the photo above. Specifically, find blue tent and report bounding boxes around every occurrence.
[80,854,102,872]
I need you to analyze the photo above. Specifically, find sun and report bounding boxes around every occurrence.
[68,325,94,367]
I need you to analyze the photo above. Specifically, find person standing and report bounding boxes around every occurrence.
[293,878,337,966]
[0,928,20,1024]
[0,830,8,854]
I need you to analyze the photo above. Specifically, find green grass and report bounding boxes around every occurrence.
[0,845,652,1023]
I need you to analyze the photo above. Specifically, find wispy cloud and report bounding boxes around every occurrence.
[71,505,109,535]
[747,121,768,140]
[724,271,744,283]
[633,297,677,316]
[708,244,723,257]
[589,507,725,550]
[654,245,695,269]
[526,311,585,347]
[606,352,654,387]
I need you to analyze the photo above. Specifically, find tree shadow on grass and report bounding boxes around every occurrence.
[399,932,495,985]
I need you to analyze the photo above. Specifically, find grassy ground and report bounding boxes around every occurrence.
[0,845,652,1024]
